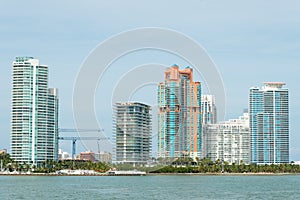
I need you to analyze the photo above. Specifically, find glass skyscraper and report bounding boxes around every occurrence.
[249,82,289,164]
[11,57,59,165]
[158,65,202,160]
[113,102,151,165]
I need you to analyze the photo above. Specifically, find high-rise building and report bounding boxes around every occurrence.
[47,88,59,161]
[249,82,289,164]
[203,111,250,164]
[158,65,202,160]
[113,102,151,165]
[11,57,59,165]
[201,95,217,125]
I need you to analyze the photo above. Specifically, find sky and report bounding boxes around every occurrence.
[1,0,300,160]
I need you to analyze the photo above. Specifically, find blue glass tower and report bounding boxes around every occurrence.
[249,82,289,164]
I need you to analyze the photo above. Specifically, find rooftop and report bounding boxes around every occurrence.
[263,82,286,88]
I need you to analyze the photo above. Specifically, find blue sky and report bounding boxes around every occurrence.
[1,0,300,160]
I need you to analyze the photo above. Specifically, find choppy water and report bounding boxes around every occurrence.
[0,175,299,200]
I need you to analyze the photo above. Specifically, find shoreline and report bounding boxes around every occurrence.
[148,172,300,176]
[1,172,300,177]
[0,173,144,177]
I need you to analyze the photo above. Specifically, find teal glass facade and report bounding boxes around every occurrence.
[158,65,202,160]
[11,57,59,165]
[249,83,289,164]
[47,88,59,161]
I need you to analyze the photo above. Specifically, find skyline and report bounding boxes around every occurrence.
[1,1,300,160]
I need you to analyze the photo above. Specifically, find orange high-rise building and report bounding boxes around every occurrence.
[158,65,202,160]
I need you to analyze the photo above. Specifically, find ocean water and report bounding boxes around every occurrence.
[0,175,299,200]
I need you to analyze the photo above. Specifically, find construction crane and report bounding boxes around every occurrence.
[58,136,109,159]
[58,128,108,159]
[58,128,103,133]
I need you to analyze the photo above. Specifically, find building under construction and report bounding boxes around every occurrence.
[158,65,202,160]
[113,102,151,165]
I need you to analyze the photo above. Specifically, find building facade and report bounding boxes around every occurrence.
[11,57,59,165]
[95,152,112,163]
[47,88,59,161]
[58,149,71,160]
[80,151,95,162]
[203,111,250,164]
[158,65,202,160]
[249,82,289,164]
[201,95,217,125]
[113,102,151,165]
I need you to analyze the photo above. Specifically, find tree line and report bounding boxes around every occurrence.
[0,152,110,173]
[151,158,300,174]
[2,152,300,174]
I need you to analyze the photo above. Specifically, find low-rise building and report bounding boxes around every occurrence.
[95,152,112,163]
[58,149,71,160]
[80,151,95,162]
